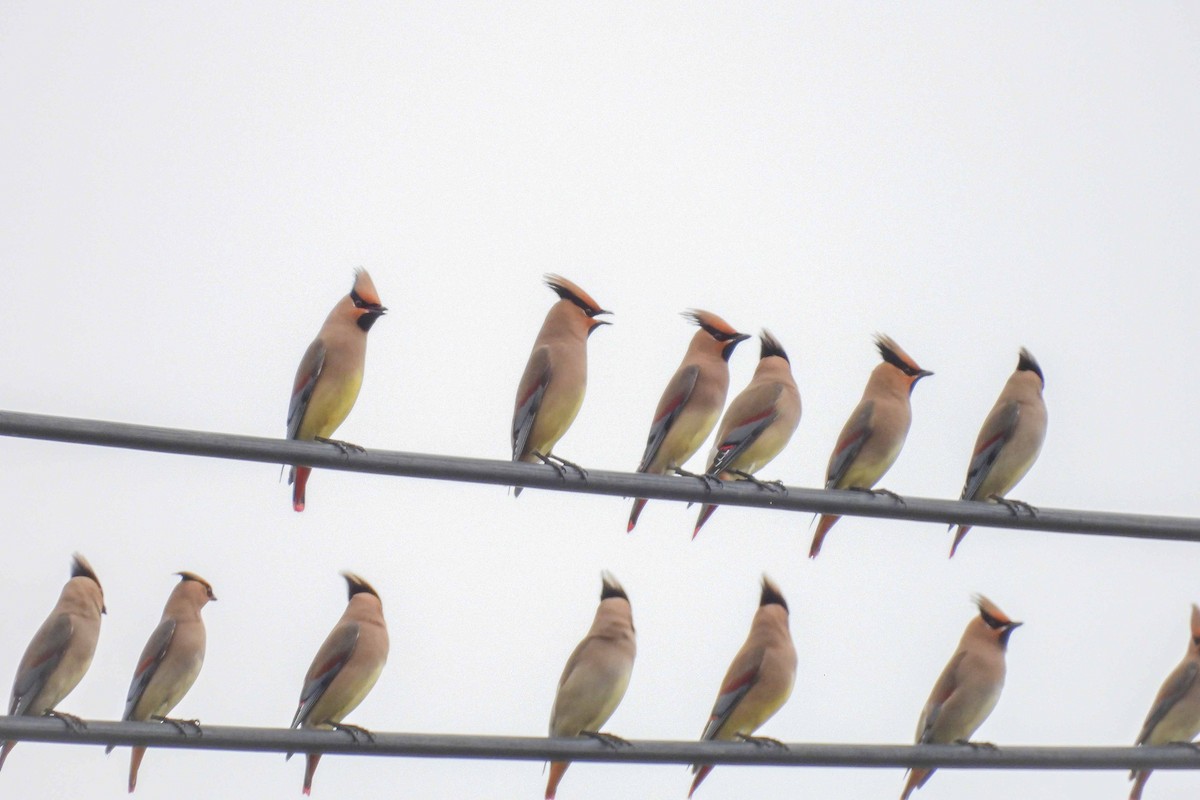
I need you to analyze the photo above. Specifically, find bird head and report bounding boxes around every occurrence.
[177,571,217,602]
[348,269,387,332]
[600,570,628,602]
[758,330,789,363]
[684,310,751,362]
[759,574,789,612]
[1017,347,1044,388]
[974,594,1022,648]
[71,552,106,614]
[545,274,611,336]
[342,571,381,600]
[875,334,933,394]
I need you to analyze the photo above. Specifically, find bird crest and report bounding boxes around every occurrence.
[683,310,743,341]
[759,574,788,611]
[600,571,628,601]
[1017,347,1044,385]
[544,274,610,317]
[875,334,928,378]
[973,594,1015,628]
[758,330,789,363]
[71,552,102,588]
[177,571,217,599]
[350,268,383,308]
[342,571,381,599]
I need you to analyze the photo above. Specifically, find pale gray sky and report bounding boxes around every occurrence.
[2,3,1200,799]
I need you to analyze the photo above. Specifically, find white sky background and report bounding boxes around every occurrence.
[2,3,1199,799]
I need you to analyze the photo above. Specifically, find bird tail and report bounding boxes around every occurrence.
[949,525,971,558]
[0,740,14,772]
[901,767,932,800]
[809,514,840,558]
[128,745,146,793]
[627,498,648,533]
[688,764,713,797]
[693,504,718,539]
[303,753,321,796]
[545,760,569,799]
[1129,769,1151,800]
[291,466,311,512]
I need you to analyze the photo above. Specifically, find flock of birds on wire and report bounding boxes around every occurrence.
[2,271,1193,800]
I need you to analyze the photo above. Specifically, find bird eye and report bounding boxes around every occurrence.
[350,289,367,309]
[980,611,1004,630]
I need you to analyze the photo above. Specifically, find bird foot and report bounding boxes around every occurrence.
[675,468,724,491]
[850,486,906,506]
[730,471,786,494]
[989,495,1037,517]
[315,437,366,455]
[581,731,631,749]
[331,722,376,744]
[954,739,998,750]
[534,452,588,482]
[152,715,202,737]
[736,733,787,749]
[44,710,86,733]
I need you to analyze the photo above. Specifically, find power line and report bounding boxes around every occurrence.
[1,717,1196,771]
[1,409,1197,543]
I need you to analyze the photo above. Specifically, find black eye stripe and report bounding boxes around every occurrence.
[981,611,1005,629]
[350,288,367,308]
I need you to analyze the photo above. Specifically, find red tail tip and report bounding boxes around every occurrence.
[689,765,713,797]
[949,526,970,558]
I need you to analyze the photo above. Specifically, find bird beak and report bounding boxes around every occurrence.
[916,369,934,379]
[733,332,752,343]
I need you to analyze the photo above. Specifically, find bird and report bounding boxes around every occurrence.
[511,275,611,496]
[693,331,801,537]
[901,595,1022,800]
[290,572,389,796]
[949,348,1047,557]
[689,575,796,797]
[108,572,216,792]
[1,554,105,773]
[809,334,932,557]
[627,310,750,532]
[1129,604,1200,800]
[287,269,387,512]
[545,572,637,800]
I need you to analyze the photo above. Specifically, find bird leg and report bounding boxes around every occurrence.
[674,468,723,491]
[850,486,906,506]
[989,495,1037,517]
[315,436,366,455]
[730,470,786,494]
[954,739,998,750]
[535,451,588,481]
[331,722,376,744]
[152,715,202,737]
[44,710,86,733]
[581,731,631,749]
[736,733,788,749]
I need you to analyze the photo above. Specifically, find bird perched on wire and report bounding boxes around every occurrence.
[1,554,105,773]
[689,575,796,797]
[901,595,1022,800]
[511,275,611,496]
[1129,604,1200,800]
[693,331,801,537]
[287,269,387,512]
[809,335,932,558]
[108,572,216,792]
[627,310,750,532]
[545,572,636,800]
[949,348,1047,557]
[289,572,389,796]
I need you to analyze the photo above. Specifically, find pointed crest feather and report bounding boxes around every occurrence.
[875,334,926,377]
[543,274,609,317]
[71,553,101,588]
[341,571,380,600]
[1190,604,1200,639]
[683,309,740,338]
[351,269,382,306]
[176,571,215,596]
[758,329,789,362]
[973,594,1013,625]
[760,574,788,611]
[1017,347,1044,385]
[600,570,628,602]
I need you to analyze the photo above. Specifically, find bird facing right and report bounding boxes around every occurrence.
[902,595,1022,800]
[949,348,1047,557]
[290,572,389,796]
[1,554,105,773]
[809,334,932,558]
[1129,604,1200,800]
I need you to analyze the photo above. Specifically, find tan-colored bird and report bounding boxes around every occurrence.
[950,348,1047,557]
[693,331,801,537]
[0,554,105,772]
[901,595,1022,800]
[108,572,216,792]
[627,310,750,532]
[287,269,387,512]
[545,572,637,800]
[689,575,796,797]
[1129,604,1200,800]
[511,275,611,497]
[290,572,389,796]
[809,335,932,557]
